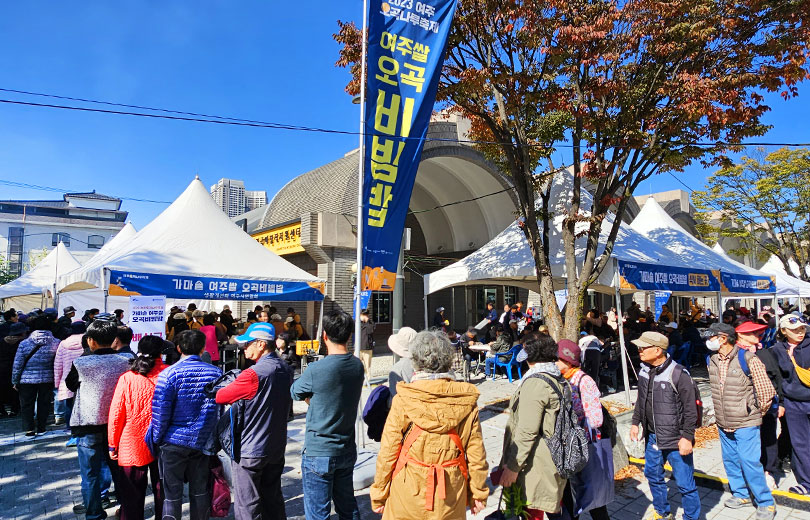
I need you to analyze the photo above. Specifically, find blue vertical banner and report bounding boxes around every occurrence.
[361,0,458,291]
[654,291,671,321]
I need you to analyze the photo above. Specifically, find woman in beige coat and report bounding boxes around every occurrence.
[370,330,489,519]
[499,333,567,519]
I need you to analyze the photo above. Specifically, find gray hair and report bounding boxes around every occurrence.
[409,330,454,373]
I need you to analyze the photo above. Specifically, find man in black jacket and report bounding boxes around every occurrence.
[629,331,700,520]
[215,322,292,520]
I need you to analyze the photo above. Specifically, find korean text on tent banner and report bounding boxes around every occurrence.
[654,291,671,321]
[719,272,775,294]
[360,0,458,291]
[109,270,324,301]
[618,260,721,293]
[128,295,166,349]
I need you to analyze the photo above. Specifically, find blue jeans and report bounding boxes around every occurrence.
[301,451,360,520]
[76,431,118,520]
[644,433,700,520]
[718,426,774,506]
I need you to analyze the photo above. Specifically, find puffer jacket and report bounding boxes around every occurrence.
[149,355,221,451]
[0,335,23,381]
[11,330,60,385]
[109,360,166,466]
[370,379,489,520]
[53,334,85,400]
[773,337,810,402]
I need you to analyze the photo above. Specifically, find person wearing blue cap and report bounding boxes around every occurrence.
[215,322,293,520]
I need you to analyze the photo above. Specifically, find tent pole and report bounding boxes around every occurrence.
[613,259,632,407]
[315,299,324,349]
[102,268,109,313]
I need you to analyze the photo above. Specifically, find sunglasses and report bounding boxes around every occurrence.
[784,316,807,326]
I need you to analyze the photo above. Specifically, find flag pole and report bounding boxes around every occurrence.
[354,0,369,360]
[354,0,370,450]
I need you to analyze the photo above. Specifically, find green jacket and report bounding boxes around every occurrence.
[500,376,566,513]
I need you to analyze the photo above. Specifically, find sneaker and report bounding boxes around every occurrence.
[24,431,35,437]
[65,437,77,447]
[755,505,776,520]
[101,498,113,509]
[650,512,673,520]
[54,416,64,426]
[764,472,777,490]
[788,484,809,495]
[73,504,86,514]
[724,496,752,509]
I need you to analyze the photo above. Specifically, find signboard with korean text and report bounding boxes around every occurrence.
[718,271,775,295]
[618,261,721,293]
[128,295,166,349]
[654,291,671,321]
[253,221,304,256]
[109,270,324,301]
[361,0,459,291]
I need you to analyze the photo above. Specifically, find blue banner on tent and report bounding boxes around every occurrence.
[654,291,671,321]
[618,261,720,293]
[719,272,775,294]
[108,270,324,301]
[360,0,458,291]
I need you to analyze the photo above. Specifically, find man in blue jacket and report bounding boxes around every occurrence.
[149,329,221,520]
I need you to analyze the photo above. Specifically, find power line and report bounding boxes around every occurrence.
[0,179,171,204]
[2,89,810,149]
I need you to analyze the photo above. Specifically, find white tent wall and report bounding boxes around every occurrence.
[1,294,50,313]
[758,253,810,298]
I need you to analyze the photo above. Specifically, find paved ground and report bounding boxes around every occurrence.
[1,354,807,519]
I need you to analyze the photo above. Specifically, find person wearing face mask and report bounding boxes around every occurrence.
[771,314,810,495]
[703,323,776,519]
[629,331,700,520]
[735,321,784,489]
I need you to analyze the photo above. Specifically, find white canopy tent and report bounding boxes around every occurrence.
[630,198,775,298]
[742,250,810,299]
[0,242,82,311]
[58,178,324,318]
[426,173,707,297]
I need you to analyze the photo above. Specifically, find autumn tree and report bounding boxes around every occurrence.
[693,147,810,281]
[336,0,810,339]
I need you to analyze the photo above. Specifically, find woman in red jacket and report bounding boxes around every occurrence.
[108,336,167,520]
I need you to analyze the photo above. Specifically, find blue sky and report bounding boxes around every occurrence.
[1,2,808,228]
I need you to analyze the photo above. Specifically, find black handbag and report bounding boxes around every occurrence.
[205,370,243,459]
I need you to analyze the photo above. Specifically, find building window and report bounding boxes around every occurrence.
[87,234,105,249]
[504,286,517,306]
[51,232,71,247]
[370,292,392,324]
[7,227,24,276]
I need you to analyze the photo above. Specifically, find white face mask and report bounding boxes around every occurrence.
[706,337,722,352]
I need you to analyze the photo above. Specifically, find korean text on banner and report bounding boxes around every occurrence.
[618,260,721,293]
[128,295,166,349]
[361,0,459,291]
[654,291,671,321]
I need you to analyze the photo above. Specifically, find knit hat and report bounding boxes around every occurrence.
[557,339,581,367]
[70,321,87,335]
[8,322,26,336]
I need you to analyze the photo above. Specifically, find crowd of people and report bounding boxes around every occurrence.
[0,297,809,520]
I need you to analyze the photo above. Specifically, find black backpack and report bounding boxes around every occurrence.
[530,373,589,479]
[672,364,704,428]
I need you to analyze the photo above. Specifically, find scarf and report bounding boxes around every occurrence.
[521,361,561,384]
[562,367,580,380]
[411,371,457,382]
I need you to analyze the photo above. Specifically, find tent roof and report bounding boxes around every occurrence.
[756,253,810,298]
[425,171,695,295]
[632,198,771,280]
[0,242,81,299]
[59,179,322,292]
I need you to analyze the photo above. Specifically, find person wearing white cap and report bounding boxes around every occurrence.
[772,314,810,495]
[387,327,418,400]
[432,307,448,331]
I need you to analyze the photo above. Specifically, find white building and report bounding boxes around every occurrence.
[245,190,267,212]
[210,178,246,217]
[0,192,127,277]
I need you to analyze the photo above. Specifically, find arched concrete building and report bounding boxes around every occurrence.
[254,119,527,342]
